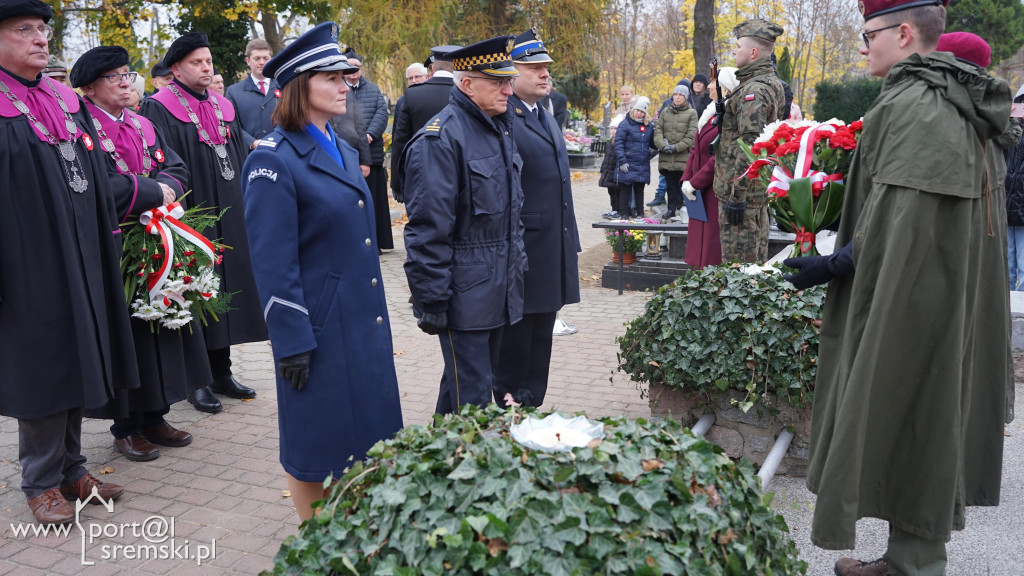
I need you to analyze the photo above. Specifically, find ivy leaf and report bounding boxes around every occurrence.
[447,457,478,480]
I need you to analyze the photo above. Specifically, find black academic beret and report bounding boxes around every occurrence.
[0,0,51,24]
[163,31,210,68]
[70,46,129,88]
[151,62,171,78]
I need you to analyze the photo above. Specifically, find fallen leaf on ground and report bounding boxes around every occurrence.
[282,490,291,498]
[99,467,114,475]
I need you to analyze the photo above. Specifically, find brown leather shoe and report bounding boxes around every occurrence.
[60,473,125,503]
[835,557,889,576]
[27,488,75,524]
[141,422,193,447]
[113,434,160,462]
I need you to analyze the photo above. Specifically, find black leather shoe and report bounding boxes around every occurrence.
[187,386,223,413]
[209,375,256,399]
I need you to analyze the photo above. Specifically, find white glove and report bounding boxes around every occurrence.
[681,181,696,201]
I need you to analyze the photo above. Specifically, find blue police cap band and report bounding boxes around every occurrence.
[511,39,552,64]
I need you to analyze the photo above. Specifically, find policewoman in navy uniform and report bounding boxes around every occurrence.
[241,22,403,521]
[493,29,580,407]
[402,36,526,414]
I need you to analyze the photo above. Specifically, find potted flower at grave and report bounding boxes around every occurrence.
[604,227,644,264]
[265,405,807,575]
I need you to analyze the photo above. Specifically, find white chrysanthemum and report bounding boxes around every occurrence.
[131,299,166,321]
[754,120,786,143]
[161,313,193,329]
[163,279,187,294]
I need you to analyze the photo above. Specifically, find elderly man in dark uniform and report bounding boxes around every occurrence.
[140,32,268,414]
[390,44,460,202]
[403,36,526,414]
[225,38,279,149]
[782,1,1012,574]
[71,46,209,462]
[493,28,580,408]
[0,0,138,524]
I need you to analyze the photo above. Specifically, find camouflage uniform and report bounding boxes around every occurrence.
[714,19,786,263]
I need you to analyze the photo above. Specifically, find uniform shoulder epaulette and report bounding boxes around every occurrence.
[257,135,281,150]
[423,115,445,136]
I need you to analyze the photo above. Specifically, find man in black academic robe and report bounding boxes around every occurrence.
[0,0,137,524]
[72,45,211,462]
[389,45,459,202]
[140,31,268,414]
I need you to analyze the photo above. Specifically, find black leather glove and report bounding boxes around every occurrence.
[723,200,747,225]
[278,352,312,391]
[392,189,404,204]
[619,163,629,173]
[783,242,854,290]
[418,310,448,335]
[712,100,725,126]
[662,145,676,154]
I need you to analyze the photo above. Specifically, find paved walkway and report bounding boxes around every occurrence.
[0,170,1020,573]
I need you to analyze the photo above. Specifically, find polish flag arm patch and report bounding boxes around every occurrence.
[744,94,755,101]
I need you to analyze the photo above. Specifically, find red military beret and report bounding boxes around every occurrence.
[936,32,991,69]
[858,0,948,22]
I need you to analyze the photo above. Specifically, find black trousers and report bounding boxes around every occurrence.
[618,182,646,217]
[435,326,503,415]
[493,312,557,407]
[661,169,684,214]
[18,408,88,498]
[110,406,170,439]
[366,165,393,250]
[207,346,232,379]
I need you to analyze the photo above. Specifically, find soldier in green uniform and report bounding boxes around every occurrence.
[713,19,785,263]
[782,0,1011,574]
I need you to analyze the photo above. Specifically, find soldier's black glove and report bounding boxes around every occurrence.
[392,189,404,204]
[418,311,448,335]
[662,145,676,154]
[712,101,726,126]
[723,200,747,225]
[783,242,854,290]
[278,352,312,391]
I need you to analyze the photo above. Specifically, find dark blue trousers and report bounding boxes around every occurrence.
[435,326,504,415]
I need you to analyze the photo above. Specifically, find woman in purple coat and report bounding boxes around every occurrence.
[682,69,738,269]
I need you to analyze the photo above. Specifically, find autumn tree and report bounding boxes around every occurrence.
[332,0,608,101]
[946,0,1024,67]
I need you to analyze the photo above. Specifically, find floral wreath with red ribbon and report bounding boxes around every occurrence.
[738,119,862,257]
[120,196,232,331]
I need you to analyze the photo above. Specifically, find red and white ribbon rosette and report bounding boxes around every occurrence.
[138,201,217,309]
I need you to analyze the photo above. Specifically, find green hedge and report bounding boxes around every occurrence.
[616,265,824,412]
[812,77,882,123]
[265,405,807,575]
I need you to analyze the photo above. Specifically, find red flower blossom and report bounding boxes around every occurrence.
[172,262,183,269]
[215,255,224,265]
[184,251,194,257]
[849,120,863,132]
[152,253,162,260]
[137,270,145,278]
[183,276,193,284]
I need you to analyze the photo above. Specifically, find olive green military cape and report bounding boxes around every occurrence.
[806,52,1011,549]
